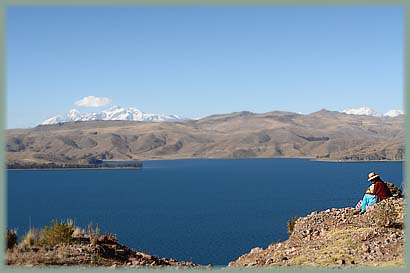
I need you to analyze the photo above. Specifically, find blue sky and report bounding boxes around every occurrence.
[6,6,403,128]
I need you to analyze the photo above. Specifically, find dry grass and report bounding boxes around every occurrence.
[87,223,100,245]
[21,229,40,248]
[72,227,86,237]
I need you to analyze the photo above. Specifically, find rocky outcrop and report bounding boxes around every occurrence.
[7,234,197,268]
[229,198,405,267]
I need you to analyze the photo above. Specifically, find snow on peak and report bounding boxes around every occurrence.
[341,107,403,118]
[66,109,84,120]
[383,109,404,117]
[42,115,66,125]
[341,107,382,117]
[41,106,186,125]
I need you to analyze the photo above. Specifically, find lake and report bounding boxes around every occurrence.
[7,158,403,265]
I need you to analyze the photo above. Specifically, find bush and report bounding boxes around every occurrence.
[287,216,299,237]
[6,229,18,249]
[39,219,74,246]
[385,182,402,197]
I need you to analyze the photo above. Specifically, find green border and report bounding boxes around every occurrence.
[0,1,409,273]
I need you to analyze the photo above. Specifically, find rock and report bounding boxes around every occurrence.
[250,247,263,254]
[362,244,370,253]
[264,258,273,265]
[7,233,198,268]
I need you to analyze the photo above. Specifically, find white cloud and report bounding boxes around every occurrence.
[74,96,112,107]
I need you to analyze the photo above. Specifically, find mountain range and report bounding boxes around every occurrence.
[41,106,403,125]
[42,106,184,124]
[341,107,403,117]
[7,108,404,164]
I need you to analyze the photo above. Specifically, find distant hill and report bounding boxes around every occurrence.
[7,109,404,164]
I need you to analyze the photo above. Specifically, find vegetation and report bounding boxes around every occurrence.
[87,223,100,245]
[6,219,115,250]
[385,182,402,197]
[287,216,299,237]
[6,219,194,268]
[22,229,39,248]
[371,199,398,228]
[7,229,18,249]
[72,226,86,237]
[39,219,74,246]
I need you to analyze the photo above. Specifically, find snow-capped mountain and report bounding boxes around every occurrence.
[341,107,382,117]
[383,109,404,117]
[341,107,403,118]
[41,106,185,125]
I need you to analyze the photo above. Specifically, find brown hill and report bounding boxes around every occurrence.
[6,110,404,164]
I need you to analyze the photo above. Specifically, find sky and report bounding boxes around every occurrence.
[6,6,404,128]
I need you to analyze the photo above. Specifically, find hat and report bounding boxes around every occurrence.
[368,172,380,181]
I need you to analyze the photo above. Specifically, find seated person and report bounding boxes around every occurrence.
[354,172,393,214]
[366,172,392,202]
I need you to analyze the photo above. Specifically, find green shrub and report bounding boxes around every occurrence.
[39,219,74,246]
[287,216,299,237]
[6,229,18,249]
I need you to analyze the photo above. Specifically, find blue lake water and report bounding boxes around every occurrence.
[7,158,403,265]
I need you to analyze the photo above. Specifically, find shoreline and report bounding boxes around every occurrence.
[6,157,403,171]
[312,158,404,163]
[7,167,143,171]
[128,156,404,163]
